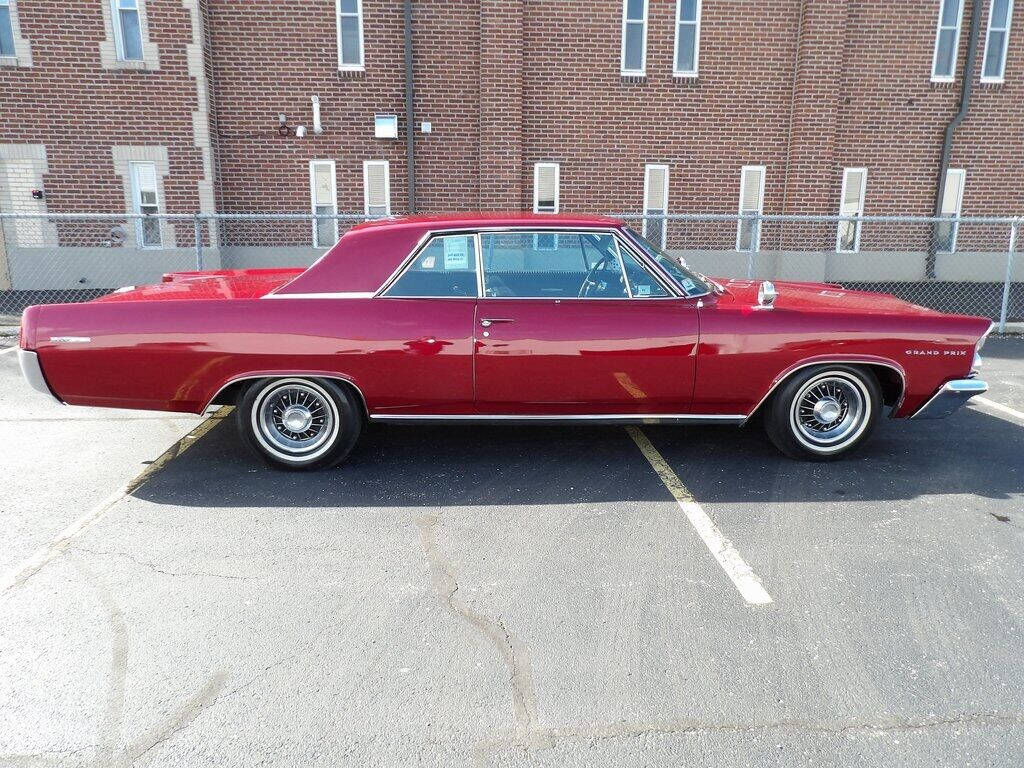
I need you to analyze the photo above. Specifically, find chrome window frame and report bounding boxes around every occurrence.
[375,226,691,301]
[377,232,482,300]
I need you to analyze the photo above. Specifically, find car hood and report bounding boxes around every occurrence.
[712,278,946,316]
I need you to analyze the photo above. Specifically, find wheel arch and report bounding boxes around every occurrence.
[204,372,370,417]
[744,356,906,423]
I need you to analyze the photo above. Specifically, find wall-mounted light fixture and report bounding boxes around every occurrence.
[278,113,290,137]
[375,114,398,139]
[311,96,323,135]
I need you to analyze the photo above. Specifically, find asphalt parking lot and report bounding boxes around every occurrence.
[2,335,1023,767]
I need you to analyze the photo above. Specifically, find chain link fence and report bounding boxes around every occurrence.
[1,212,1021,330]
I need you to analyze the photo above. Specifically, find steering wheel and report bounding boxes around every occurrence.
[578,253,623,298]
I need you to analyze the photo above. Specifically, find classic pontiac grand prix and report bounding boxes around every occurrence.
[19,213,993,469]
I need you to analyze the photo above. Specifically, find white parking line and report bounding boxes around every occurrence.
[626,427,773,606]
[0,408,229,597]
[972,396,1024,424]
[0,345,18,356]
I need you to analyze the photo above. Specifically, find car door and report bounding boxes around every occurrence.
[473,230,699,415]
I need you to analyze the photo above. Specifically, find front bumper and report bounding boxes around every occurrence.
[18,349,62,405]
[911,379,988,419]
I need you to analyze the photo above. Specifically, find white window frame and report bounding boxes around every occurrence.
[336,0,365,72]
[0,0,16,59]
[938,168,965,253]
[533,162,560,214]
[836,168,867,254]
[309,160,338,248]
[736,165,766,252]
[620,0,648,76]
[672,0,702,77]
[642,163,669,249]
[111,0,144,62]
[931,0,966,82]
[981,0,1014,83]
[129,161,161,249]
[363,160,391,217]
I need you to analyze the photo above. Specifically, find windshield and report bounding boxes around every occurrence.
[624,228,712,297]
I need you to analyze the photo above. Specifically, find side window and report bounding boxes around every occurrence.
[481,232,628,299]
[619,246,670,297]
[384,235,478,298]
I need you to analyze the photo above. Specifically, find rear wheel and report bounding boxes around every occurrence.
[237,377,362,470]
[763,365,881,461]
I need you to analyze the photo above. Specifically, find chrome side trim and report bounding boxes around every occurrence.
[262,292,374,300]
[370,413,746,425]
[18,350,63,405]
[911,379,988,419]
[202,373,370,416]
[742,359,907,423]
[49,336,91,343]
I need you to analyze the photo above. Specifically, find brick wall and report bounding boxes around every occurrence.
[0,0,1021,221]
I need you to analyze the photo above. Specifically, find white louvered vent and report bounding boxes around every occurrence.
[363,160,390,216]
[534,163,559,213]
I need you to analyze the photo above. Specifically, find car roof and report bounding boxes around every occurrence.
[349,212,626,232]
[274,212,627,296]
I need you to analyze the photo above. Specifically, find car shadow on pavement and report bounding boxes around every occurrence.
[132,406,1024,508]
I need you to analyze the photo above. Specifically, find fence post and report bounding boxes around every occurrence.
[745,213,757,279]
[193,214,204,271]
[998,218,1017,333]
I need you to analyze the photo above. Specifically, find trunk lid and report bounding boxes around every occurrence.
[92,268,304,303]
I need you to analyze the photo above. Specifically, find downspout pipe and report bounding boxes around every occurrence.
[929,0,983,277]
[404,0,416,214]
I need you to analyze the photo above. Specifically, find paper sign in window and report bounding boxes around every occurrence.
[443,238,470,270]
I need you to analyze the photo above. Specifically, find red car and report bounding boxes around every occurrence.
[18,213,992,469]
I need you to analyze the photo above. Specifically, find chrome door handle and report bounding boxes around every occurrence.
[479,318,514,327]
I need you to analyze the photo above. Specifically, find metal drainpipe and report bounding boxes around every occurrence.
[404,0,416,214]
[928,0,983,278]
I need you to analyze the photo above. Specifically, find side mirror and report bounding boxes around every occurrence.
[757,281,777,309]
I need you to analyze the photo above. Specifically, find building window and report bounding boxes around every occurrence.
[931,0,965,81]
[363,160,390,217]
[112,0,143,61]
[836,168,867,253]
[982,0,1013,82]
[642,164,669,248]
[620,0,647,75]
[336,0,364,71]
[0,0,15,58]
[533,163,560,214]
[130,161,161,248]
[936,168,965,252]
[736,165,765,251]
[310,161,338,248]
[673,0,702,76]
[0,0,31,66]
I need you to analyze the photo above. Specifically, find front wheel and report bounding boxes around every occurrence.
[237,377,363,470]
[763,365,881,461]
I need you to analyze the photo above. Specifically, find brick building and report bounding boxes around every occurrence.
[0,0,1021,241]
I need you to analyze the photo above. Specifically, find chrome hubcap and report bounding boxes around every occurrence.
[254,381,338,458]
[790,373,869,450]
[281,405,314,433]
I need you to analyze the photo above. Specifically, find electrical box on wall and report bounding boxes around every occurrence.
[374,114,398,139]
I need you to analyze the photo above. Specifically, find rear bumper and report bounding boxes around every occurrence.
[911,379,987,419]
[18,349,62,405]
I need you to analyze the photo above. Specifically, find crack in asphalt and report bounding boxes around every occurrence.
[74,546,258,582]
[475,710,1024,755]
[415,513,550,756]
